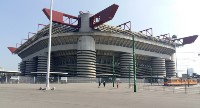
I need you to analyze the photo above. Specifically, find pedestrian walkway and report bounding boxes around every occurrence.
[0,83,200,108]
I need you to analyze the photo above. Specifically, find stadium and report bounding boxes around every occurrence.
[8,4,198,82]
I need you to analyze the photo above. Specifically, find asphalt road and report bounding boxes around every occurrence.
[0,83,200,108]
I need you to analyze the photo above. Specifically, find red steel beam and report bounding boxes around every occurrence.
[43,8,80,28]
[7,47,16,54]
[90,4,119,28]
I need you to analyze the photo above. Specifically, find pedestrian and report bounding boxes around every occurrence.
[117,81,119,88]
[98,80,101,88]
[103,81,106,87]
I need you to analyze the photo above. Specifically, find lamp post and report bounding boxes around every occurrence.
[187,67,190,87]
[46,0,53,90]
[132,32,136,92]
[112,55,115,87]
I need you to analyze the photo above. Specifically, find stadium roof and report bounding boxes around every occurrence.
[13,22,177,54]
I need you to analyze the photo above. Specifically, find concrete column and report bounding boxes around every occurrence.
[79,12,92,32]
[57,75,59,84]
[76,12,96,78]
[33,76,36,84]
[17,76,19,84]
[171,53,177,75]
[171,53,176,61]
[5,75,7,84]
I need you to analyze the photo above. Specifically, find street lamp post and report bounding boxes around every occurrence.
[132,32,136,92]
[187,68,190,87]
[46,0,54,90]
[112,55,115,87]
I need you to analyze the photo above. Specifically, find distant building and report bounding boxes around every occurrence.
[182,68,195,78]
[182,74,188,78]
[0,67,20,84]
[187,68,194,77]
[192,73,200,83]
[192,73,200,78]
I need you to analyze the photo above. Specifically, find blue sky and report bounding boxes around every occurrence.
[0,0,200,76]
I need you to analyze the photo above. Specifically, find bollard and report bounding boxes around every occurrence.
[185,83,187,94]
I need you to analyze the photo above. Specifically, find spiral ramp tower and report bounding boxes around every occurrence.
[120,53,133,78]
[151,58,166,78]
[165,60,176,77]
[76,50,96,77]
[77,36,96,77]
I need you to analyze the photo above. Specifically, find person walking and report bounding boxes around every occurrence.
[98,80,101,88]
[103,81,106,87]
[117,80,119,88]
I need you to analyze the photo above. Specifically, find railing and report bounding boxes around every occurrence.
[136,83,200,94]
[1,76,200,94]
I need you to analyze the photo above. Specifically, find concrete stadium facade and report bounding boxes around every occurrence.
[14,12,177,79]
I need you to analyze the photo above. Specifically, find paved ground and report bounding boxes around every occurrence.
[0,83,200,108]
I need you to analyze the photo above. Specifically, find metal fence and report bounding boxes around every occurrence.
[136,83,200,94]
[0,76,154,84]
[1,76,200,94]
